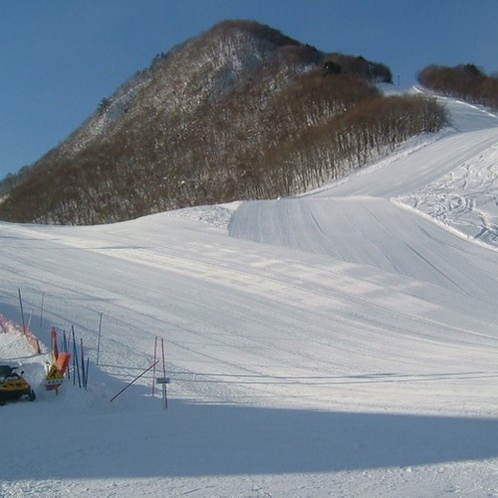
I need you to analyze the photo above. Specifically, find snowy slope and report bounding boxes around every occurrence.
[1,90,498,497]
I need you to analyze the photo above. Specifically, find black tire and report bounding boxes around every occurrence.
[28,389,36,402]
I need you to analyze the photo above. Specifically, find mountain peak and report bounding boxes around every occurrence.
[0,20,443,226]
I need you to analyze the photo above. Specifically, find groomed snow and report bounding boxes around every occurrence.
[1,89,498,496]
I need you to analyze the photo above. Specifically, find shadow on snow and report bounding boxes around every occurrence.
[3,399,498,481]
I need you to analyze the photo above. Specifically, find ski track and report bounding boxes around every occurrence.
[2,91,498,496]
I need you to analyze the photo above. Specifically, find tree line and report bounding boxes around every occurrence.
[418,64,498,109]
[0,21,448,225]
[0,73,447,225]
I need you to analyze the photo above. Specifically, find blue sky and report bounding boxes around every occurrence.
[1,0,497,179]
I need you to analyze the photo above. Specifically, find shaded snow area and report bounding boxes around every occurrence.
[1,89,498,497]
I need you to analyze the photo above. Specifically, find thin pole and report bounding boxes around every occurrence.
[96,312,103,365]
[161,338,168,409]
[85,357,90,388]
[64,331,71,380]
[18,288,26,334]
[80,338,86,389]
[110,361,159,402]
[152,336,158,395]
[72,326,81,388]
[40,292,45,328]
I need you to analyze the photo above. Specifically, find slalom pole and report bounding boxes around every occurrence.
[96,312,103,365]
[161,338,168,409]
[18,288,26,334]
[152,336,158,395]
[110,361,159,402]
[40,292,45,328]
[50,327,59,360]
[72,333,77,385]
[80,338,86,389]
[72,326,81,388]
[85,357,90,388]
[64,331,71,380]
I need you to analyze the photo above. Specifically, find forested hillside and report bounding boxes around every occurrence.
[0,20,447,225]
[418,63,498,109]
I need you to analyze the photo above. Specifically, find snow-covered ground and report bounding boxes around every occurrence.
[1,90,498,497]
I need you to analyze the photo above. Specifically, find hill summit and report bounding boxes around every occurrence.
[0,20,445,225]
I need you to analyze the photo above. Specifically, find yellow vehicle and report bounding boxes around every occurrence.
[0,365,36,406]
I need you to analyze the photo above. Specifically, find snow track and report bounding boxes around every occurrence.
[2,92,498,496]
